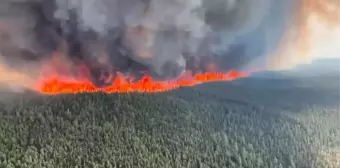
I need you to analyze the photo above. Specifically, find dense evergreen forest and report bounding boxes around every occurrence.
[0,75,339,168]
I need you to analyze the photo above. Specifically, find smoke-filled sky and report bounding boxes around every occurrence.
[268,0,340,69]
[0,0,339,90]
[227,0,293,70]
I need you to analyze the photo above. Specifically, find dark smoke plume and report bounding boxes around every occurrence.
[0,0,271,88]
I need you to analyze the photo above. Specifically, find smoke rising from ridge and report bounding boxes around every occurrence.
[0,0,272,91]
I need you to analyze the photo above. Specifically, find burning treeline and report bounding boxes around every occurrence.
[0,0,268,93]
[0,0,338,94]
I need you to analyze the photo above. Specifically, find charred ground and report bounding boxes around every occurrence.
[0,71,339,168]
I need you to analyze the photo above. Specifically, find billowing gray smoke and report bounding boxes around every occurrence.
[0,0,270,87]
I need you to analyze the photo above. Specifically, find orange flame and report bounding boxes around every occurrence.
[36,70,248,95]
[22,46,249,95]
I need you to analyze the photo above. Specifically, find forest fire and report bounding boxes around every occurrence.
[30,50,249,94]
[36,70,248,95]
[0,0,273,94]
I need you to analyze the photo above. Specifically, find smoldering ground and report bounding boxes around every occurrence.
[0,0,284,89]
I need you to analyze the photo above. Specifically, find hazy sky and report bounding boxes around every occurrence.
[227,0,293,70]
[230,0,340,70]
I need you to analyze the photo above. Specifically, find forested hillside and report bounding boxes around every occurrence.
[0,75,339,168]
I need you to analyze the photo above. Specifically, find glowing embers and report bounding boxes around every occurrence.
[37,70,248,94]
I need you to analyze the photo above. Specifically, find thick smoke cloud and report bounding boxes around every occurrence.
[0,0,272,88]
